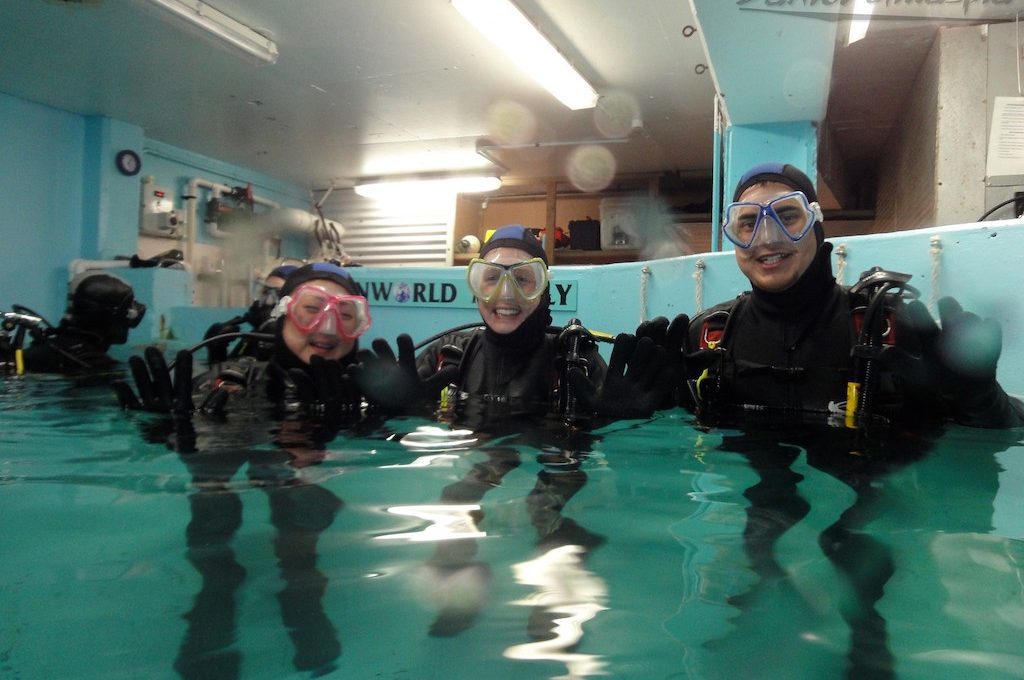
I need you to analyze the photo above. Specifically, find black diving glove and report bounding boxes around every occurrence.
[113,346,195,415]
[636,314,688,408]
[567,333,673,419]
[635,313,719,409]
[879,297,1023,428]
[347,334,459,412]
[636,314,686,349]
[203,317,243,364]
[287,355,363,421]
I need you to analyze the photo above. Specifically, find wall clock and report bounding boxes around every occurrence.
[115,149,141,176]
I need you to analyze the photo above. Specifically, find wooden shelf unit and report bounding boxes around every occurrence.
[452,173,713,266]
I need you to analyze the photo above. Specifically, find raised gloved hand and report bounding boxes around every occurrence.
[347,334,459,412]
[881,298,999,388]
[879,297,1022,427]
[203,317,243,364]
[113,346,194,415]
[566,333,673,419]
[636,314,687,407]
[635,313,721,409]
[287,355,363,421]
[636,314,685,350]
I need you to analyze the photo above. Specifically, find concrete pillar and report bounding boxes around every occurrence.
[690,1,838,246]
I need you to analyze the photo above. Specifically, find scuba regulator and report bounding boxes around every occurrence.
[847,267,919,427]
[556,318,598,425]
[1,307,52,375]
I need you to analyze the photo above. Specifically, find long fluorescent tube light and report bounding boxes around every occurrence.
[139,0,278,65]
[354,175,502,200]
[451,0,598,110]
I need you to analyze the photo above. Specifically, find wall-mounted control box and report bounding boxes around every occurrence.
[139,178,185,238]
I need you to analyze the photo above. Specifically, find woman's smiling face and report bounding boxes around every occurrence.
[282,278,356,363]
[475,246,544,334]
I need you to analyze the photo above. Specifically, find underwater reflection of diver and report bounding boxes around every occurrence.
[409,419,607,653]
[135,413,344,678]
[701,422,938,680]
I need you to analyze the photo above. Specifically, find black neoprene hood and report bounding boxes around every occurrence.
[479,224,548,265]
[732,163,818,203]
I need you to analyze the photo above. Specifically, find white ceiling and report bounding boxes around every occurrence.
[0,0,718,192]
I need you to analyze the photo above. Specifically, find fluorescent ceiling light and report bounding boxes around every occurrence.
[354,175,502,200]
[846,0,875,45]
[138,0,278,65]
[451,0,598,110]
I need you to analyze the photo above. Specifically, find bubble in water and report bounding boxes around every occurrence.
[566,145,616,193]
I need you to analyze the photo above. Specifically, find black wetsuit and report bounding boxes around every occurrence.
[412,315,610,639]
[21,326,119,374]
[692,283,854,417]
[415,319,608,428]
[416,330,601,402]
[204,307,275,364]
[687,243,1024,429]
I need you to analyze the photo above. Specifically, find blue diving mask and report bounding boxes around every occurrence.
[722,191,823,249]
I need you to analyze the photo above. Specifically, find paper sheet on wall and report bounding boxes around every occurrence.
[986,96,1024,180]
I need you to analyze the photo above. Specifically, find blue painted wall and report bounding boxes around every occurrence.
[691,0,835,126]
[82,116,145,259]
[723,122,818,206]
[0,92,85,321]
[0,90,308,336]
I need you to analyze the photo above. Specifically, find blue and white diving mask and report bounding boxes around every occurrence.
[722,191,823,249]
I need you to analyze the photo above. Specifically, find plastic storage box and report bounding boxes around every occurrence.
[600,197,646,249]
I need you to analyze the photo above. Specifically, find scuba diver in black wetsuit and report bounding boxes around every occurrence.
[2,272,145,375]
[202,264,297,364]
[349,224,674,423]
[417,224,608,419]
[116,262,383,679]
[645,162,1024,430]
[636,163,1024,679]
[115,262,382,421]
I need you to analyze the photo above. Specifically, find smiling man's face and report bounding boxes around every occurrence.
[733,181,818,293]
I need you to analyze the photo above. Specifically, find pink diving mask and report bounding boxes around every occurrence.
[274,284,372,339]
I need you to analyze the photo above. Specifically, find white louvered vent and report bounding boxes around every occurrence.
[319,189,454,267]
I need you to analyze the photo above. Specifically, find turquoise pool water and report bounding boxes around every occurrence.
[2,374,1024,679]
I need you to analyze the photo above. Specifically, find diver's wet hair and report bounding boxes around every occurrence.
[732,163,818,203]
